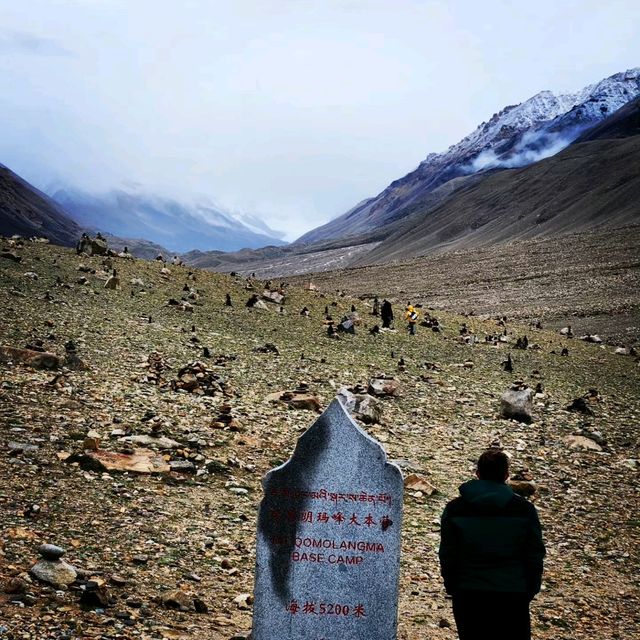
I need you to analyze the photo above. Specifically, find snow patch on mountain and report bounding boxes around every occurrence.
[431,68,640,173]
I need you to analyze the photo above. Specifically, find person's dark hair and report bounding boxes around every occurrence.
[477,449,509,482]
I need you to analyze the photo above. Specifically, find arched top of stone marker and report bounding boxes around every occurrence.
[263,397,403,490]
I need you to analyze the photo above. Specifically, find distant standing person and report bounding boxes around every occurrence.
[439,449,545,640]
[405,304,418,335]
[380,300,393,328]
[372,296,380,316]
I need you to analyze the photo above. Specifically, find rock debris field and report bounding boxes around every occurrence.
[0,237,638,639]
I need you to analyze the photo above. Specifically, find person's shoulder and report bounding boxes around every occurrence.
[442,496,464,516]
[508,493,540,517]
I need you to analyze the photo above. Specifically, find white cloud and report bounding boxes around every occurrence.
[0,0,638,240]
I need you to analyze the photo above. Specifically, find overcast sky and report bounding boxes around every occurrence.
[1,0,638,239]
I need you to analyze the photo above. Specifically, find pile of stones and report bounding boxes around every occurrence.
[138,351,166,384]
[211,403,242,431]
[170,361,230,397]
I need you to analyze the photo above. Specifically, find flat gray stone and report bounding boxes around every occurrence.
[564,435,602,451]
[39,544,65,560]
[30,559,77,586]
[252,398,403,640]
[8,442,39,453]
[169,460,196,473]
[119,435,181,449]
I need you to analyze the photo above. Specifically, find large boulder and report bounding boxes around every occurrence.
[77,235,108,256]
[262,289,285,304]
[368,376,401,397]
[337,387,383,424]
[563,434,602,451]
[500,386,533,423]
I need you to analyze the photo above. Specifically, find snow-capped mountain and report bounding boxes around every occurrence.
[51,187,286,254]
[298,68,640,244]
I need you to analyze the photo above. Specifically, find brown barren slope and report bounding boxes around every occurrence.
[0,238,638,639]
[0,165,81,246]
[357,136,640,266]
[287,226,640,344]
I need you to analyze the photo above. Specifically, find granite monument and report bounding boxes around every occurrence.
[252,397,404,639]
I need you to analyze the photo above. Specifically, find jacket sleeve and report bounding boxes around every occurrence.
[524,504,546,598]
[438,502,458,594]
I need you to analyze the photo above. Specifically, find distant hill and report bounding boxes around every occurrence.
[51,187,286,254]
[0,163,82,246]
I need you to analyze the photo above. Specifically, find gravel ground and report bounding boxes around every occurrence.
[0,237,638,639]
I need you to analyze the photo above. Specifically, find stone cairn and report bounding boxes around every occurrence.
[30,544,77,587]
[138,351,166,384]
[211,403,242,431]
[170,361,230,397]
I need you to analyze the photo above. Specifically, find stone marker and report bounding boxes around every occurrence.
[30,544,77,587]
[252,398,403,640]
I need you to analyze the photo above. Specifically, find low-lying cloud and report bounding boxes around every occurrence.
[0,30,73,57]
[468,125,588,173]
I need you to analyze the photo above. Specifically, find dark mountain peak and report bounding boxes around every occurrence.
[0,164,81,246]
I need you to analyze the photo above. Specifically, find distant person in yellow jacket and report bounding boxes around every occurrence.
[405,304,418,335]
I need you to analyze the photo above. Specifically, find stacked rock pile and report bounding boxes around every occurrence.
[170,361,230,397]
[211,404,242,431]
[136,351,166,384]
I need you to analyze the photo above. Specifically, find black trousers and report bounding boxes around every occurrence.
[452,591,531,640]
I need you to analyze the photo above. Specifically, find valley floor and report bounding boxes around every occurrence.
[0,238,638,639]
[285,226,640,345]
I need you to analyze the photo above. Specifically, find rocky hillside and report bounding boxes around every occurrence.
[0,164,82,246]
[286,226,640,346]
[0,237,638,639]
[298,68,640,245]
[356,132,640,265]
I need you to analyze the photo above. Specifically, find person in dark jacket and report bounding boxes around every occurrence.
[380,300,393,328]
[439,449,545,640]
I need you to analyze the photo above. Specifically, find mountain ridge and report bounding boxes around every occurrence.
[187,90,640,276]
[297,68,640,245]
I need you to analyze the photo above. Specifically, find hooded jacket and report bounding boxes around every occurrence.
[439,479,545,597]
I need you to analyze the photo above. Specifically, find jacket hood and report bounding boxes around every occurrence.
[458,479,514,509]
